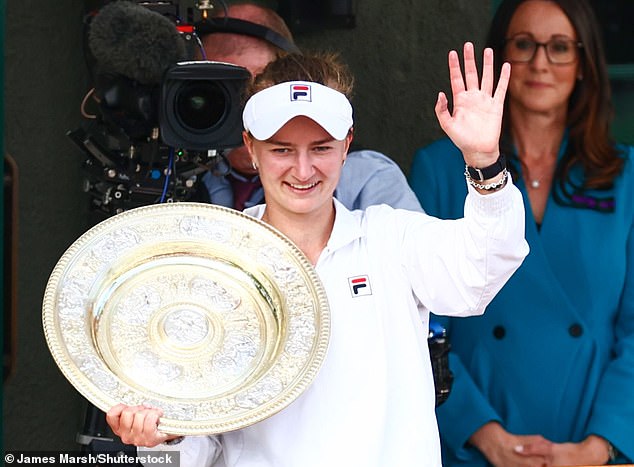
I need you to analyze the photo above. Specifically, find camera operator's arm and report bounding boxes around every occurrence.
[106,404,221,466]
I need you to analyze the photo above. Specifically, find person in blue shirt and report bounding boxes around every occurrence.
[409,0,634,465]
[198,2,422,213]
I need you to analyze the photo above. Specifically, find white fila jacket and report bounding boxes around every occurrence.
[142,179,528,467]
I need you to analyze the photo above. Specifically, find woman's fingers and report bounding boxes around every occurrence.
[448,50,465,98]
[449,44,507,99]
[493,62,511,107]
[106,404,166,447]
[480,48,494,96]
[463,42,480,90]
[131,407,165,446]
[434,91,450,133]
[105,403,127,436]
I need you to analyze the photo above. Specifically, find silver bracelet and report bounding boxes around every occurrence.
[465,168,508,191]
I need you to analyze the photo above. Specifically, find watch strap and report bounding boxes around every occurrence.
[466,154,507,181]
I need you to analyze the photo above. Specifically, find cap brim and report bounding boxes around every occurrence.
[249,102,352,141]
[243,81,353,141]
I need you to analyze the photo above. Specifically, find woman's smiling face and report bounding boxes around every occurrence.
[244,115,351,218]
[504,0,581,117]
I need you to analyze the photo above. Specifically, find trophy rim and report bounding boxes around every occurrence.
[42,202,330,435]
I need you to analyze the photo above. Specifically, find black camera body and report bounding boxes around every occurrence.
[70,1,251,217]
[70,61,250,217]
[428,321,453,407]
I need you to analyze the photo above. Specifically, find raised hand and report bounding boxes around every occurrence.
[106,403,178,447]
[435,42,511,169]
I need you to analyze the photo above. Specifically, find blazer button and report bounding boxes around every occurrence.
[569,323,583,338]
[493,325,506,339]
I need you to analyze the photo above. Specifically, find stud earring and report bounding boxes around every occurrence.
[252,161,258,171]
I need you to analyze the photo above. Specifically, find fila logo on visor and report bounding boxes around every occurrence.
[348,275,372,297]
[290,84,311,102]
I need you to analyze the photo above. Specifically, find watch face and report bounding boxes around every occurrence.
[43,202,330,435]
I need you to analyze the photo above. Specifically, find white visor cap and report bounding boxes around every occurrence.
[243,81,353,141]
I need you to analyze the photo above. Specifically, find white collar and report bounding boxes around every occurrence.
[243,198,364,253]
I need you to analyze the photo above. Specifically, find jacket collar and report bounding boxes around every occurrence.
[244,198,365,253]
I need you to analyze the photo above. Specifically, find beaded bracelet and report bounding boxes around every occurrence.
[465,168,508,191]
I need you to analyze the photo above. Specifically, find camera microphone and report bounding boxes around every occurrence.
[88,1,187,85]
[87,1,190,140]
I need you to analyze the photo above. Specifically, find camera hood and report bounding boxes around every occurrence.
[160,61,251,151]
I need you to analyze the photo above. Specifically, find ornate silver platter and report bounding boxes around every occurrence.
[42,202,330,435]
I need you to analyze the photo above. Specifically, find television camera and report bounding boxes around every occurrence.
[69,0,253,218]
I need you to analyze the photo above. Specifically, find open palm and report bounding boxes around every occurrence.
[435,42,510,169]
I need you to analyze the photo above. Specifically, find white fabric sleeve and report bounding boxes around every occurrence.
[137,436,222,467]
[402,177,529,317]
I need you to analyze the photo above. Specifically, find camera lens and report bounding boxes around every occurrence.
[175,81,227,131]
[160,62,251,150]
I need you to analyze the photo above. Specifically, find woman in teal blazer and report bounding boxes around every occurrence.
[410,0,634,465]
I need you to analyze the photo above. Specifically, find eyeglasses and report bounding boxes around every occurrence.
[504,34,583,64]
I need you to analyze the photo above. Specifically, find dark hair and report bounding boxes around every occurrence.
[245,51,355,100]
[487,0,622,192]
